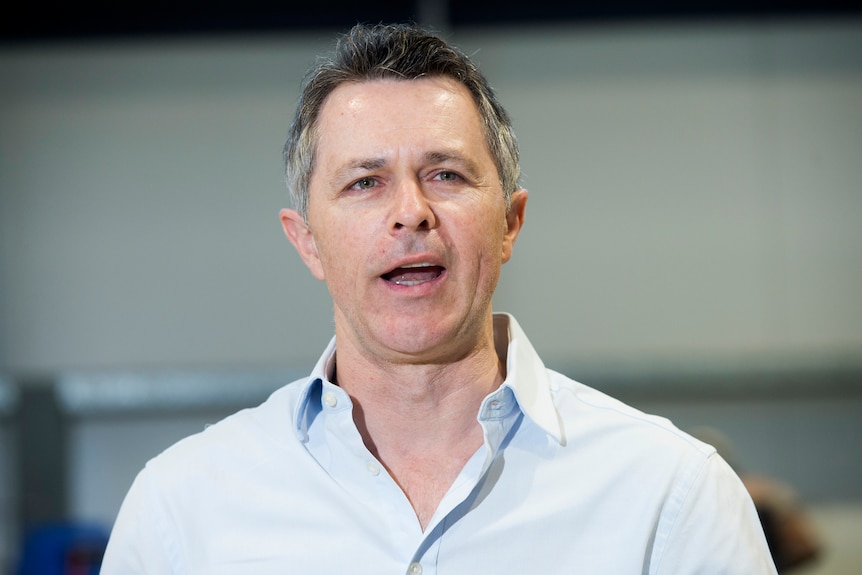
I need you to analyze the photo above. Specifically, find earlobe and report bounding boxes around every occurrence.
[279,208,326,280]
[502,189,527,263]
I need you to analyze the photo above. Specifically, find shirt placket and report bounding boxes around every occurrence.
[404,387,521,575]
[314,384,429,566]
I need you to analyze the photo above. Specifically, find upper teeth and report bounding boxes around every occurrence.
[401,262,434,268]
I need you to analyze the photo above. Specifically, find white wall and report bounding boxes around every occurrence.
[2,20,861,376]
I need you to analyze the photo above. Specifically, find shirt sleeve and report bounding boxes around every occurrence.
[652,452,778,575]
[100,466,180,575]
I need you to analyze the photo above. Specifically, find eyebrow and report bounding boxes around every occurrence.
[422,150,482,179]
[329,157,387,187]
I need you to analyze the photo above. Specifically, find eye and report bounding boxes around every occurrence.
[351,177,377,191]
[434,171,462,182]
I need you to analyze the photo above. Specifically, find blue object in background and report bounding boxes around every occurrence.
[17,522,108,575]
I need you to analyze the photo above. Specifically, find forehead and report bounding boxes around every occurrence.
[320,76,478,122]
[313,77,489,165]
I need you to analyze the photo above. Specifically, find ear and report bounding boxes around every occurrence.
[280,208,326,280]
[501,189,527,264]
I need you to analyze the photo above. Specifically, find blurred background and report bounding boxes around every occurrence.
[1,1,861,573]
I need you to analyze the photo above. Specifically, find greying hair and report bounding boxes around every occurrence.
[283,23,521,220]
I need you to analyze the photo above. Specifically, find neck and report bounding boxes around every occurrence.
[333,321,505,453]
[331,315,508,530]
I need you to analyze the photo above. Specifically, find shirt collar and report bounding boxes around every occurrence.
[496,313,565,444]
[294,336,337,442]
[293,313,564,445]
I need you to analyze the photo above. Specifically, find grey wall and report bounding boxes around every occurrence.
[0,35,335,373]
[465,22,862,374]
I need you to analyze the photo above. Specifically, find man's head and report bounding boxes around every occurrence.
[283,23,520,221]
[279,24,527,365]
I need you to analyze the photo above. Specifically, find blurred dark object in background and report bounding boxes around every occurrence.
[746,474,823,572]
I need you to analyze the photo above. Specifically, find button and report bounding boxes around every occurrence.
[407,563,422,575]
[322,392,338,408]
[366,461,381,476]
[490,400,502,409]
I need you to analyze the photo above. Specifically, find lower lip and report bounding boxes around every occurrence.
[380,269,447,294]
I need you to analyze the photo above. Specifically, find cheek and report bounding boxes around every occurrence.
[316,233,346,270]
[468,225,507,272]
[480,215,510,257]
[316,225,369,277]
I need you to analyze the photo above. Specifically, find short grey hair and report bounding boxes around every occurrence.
[283,23,521,220]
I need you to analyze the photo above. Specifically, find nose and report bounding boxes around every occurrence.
[390,178,436,232]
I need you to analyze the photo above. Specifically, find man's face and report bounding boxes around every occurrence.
[282,77,526,365]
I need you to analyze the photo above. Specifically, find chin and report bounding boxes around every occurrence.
[374,316,482,361]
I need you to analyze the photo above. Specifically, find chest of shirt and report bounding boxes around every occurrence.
[170,429,679,574]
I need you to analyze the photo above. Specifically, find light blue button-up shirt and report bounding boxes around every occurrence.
[102,314,777,574]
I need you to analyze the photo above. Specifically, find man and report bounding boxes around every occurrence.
[101,23,777,573]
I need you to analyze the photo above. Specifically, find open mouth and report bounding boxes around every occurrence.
[381,263,445,286]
